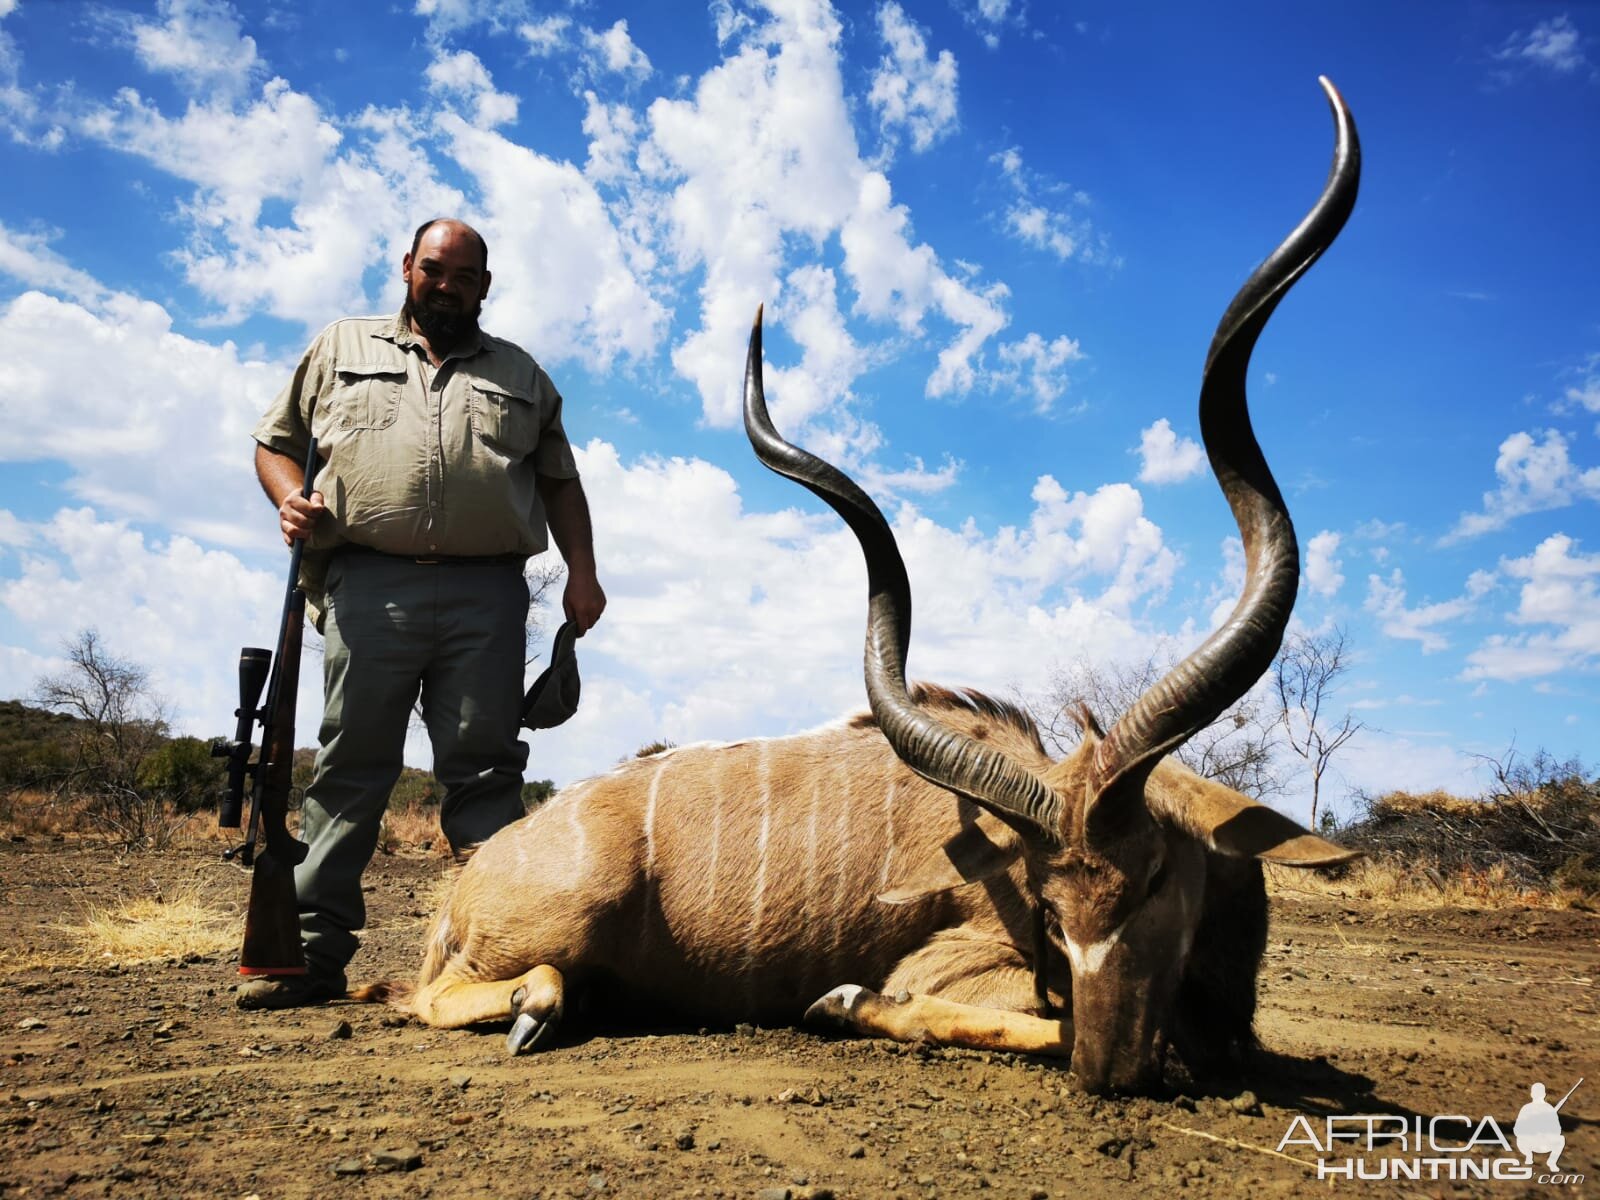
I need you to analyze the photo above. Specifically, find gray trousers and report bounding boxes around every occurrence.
[295,551,531,976]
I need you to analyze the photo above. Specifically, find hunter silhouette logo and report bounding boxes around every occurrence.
[1277,1077,1585,1184]
[1516,1079,1581,1172]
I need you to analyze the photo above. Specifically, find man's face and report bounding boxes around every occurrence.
[402,223,491,352]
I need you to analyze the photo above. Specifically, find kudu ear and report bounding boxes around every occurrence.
[877,808,1022,905]
[1146,766,1361,868]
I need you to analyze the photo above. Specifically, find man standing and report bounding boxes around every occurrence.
[241,218,606,1009]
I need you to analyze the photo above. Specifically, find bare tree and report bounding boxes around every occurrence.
[1469,740,1588,845]
[523,556,568,665]
[1040,653,1286,800]
[32,628,180,847]
[1272,626,1362,830]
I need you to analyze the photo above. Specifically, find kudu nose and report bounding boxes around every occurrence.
[1072,1035,1161,1096]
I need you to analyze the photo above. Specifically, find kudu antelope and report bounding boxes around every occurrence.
[361,78,1362,1095]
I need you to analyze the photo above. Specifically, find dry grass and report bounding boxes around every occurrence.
[1361,788,1480,817]
[2,789,446,856]
[0,789,95,837]
[378,805,453,858]
[1265,858,1593,911]
[0,877,238,972]
[0,789,243,850]
[65,880,237,965]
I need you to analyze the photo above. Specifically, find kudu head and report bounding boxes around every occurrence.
[744,78,1362,1094]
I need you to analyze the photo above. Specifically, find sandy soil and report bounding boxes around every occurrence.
[2,837,1597,1199]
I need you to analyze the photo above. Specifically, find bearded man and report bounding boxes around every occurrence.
[242,218,606,1009]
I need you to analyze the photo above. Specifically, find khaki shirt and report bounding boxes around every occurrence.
[254,313,579,595]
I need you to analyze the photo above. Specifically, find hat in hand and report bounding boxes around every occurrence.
[521,620,581,730]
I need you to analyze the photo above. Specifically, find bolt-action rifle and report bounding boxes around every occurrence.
[212,425,320,977]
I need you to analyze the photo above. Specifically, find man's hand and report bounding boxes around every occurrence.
[563,567,607,634]
[256,443,324,545]
[537,474,606,634]
[279,490,326,545]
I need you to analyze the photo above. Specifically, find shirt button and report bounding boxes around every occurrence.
[428,543,437,551]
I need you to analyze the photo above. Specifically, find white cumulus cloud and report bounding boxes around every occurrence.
[0,222,110,306]
[991,146,1116,267]
[1305,530,1344,598]
[438,113,668,372]
[413,0,528,38]
[1445,428,1600,542]
[994,332,1083,413]
[582,19,652,82]
[0,285,282,548]
[639,1,1071,456]
[116,0,262,99]
[868,2,959,155]
[1563,360,1600,419]
[425,49,519,129]
[1463,533,1600,681]
[1136,418,1205,485]
[77,77,455,330]
[1364,568,1476,653]
[581,91,642,184]
[518,15,572,56]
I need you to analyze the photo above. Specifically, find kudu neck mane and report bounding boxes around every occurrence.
[846,683,1049,760]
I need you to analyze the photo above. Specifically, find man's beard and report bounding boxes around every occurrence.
[403,291,481,354]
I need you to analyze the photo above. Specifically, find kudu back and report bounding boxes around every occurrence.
[362,79,1363,1095]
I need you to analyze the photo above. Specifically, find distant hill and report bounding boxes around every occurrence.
[0,698,84,792]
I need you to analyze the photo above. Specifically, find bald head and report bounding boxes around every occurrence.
[410,218,488,273]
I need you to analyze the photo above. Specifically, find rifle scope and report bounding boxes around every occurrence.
[213,646,272,828]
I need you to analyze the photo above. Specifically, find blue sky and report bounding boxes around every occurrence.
[0,0,1595,820]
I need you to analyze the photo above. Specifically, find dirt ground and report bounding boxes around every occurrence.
[2,837,1596,1199]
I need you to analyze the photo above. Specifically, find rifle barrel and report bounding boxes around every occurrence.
[1554,1077,1583,1112]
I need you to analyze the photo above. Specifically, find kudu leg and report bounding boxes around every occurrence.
[806,933,1072,1056]
[805,985,1072,1057]
[410,963,565,1054]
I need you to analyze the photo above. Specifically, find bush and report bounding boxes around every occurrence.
[388,768,440,810]
[1341,753,1600,895]
[137,737,228,811]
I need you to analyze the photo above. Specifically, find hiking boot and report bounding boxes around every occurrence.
[236,970,348,1011]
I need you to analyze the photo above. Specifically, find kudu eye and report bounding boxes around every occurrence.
[1145,860,1169,899]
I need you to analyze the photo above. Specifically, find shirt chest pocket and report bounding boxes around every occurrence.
[470,382,541,458]
[329,361,405,432]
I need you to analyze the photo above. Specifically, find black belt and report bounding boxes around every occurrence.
[337,544,527,567]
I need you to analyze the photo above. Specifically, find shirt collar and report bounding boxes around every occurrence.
[377,310,490,361]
